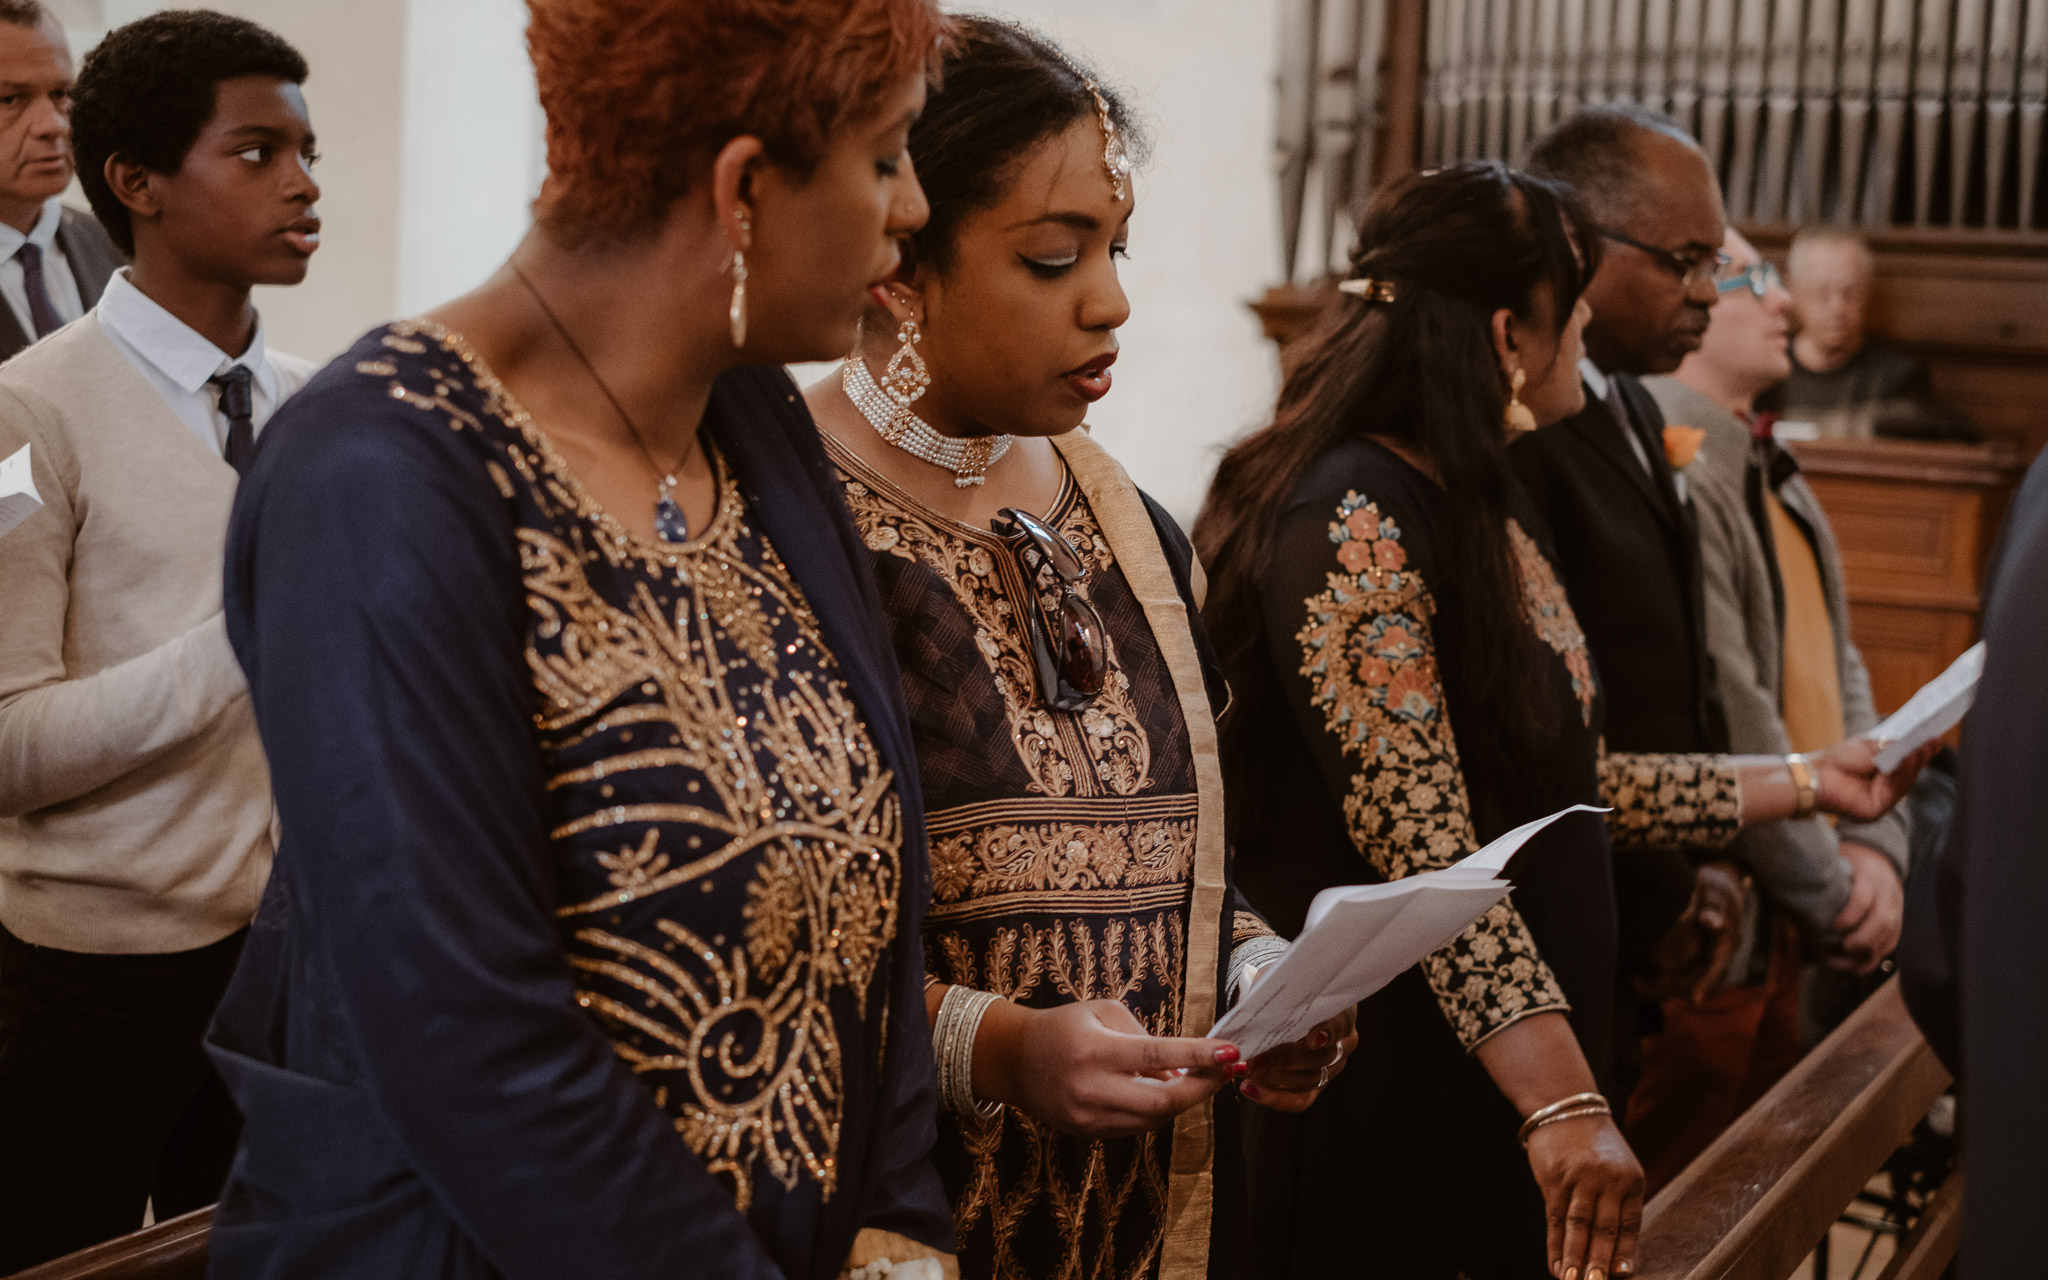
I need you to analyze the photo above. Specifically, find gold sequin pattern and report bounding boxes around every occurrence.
[355,321,904,1214]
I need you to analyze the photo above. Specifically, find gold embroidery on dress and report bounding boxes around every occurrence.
[1599,751,1743,849]
[934,915,1183,1279]
[1509,519,1598,726]
[925,801,1197,914]
[1298,492,1568,1048]
[356,320,904,1213]
[833,452,1151,799]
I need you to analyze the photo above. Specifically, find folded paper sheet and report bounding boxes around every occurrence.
[0,442,39,540]
[1870,642,1984,772]
[1209,805,1607,1059]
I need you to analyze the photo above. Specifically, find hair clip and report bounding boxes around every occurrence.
[1337,277,1397,302]
[1052,49,1130,201]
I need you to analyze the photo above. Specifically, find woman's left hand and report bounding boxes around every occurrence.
[1811,737,1941,823]
[1239,1005,1357,1113]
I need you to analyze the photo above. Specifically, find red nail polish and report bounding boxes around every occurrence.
[1213,1045,1240,1065]
[1309,1030,1330,1049]
[1240,1082,1262,1100]
[1231,1063,1251,1080]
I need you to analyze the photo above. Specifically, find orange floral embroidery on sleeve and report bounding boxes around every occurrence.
[1297,492,1568,1048]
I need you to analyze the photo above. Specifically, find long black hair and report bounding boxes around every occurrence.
[903,16,1145,272]
[1195,162,1600,824]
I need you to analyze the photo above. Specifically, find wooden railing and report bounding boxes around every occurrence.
[1636,977,1955,1280]
[5,1207,211,1280]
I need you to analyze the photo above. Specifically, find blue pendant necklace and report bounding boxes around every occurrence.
[514,260,697,543]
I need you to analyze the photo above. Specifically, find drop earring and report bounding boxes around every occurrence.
[841,310,1015,486]
[1503,366,1537,434]
[728,208,751,348]
[879,316,930,409]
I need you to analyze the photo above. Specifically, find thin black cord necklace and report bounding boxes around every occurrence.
[512,259,698,543]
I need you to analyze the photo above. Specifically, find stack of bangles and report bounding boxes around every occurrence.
[1516,1091,1611,1147]
[930,981,1005,1120]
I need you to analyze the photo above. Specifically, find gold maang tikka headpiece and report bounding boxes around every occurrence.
[1053,50,1130,201]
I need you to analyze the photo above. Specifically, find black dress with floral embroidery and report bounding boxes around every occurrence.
[1213,439,1740,1280]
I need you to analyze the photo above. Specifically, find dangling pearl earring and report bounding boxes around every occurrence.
[1503,366,1537,435]
[728,208,751,348]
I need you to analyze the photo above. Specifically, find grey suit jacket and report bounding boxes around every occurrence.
[0,206,124,363]
[1644,377,1909,955]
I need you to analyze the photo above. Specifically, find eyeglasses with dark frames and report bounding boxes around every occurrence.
[1714,259,1785,300]
[1600,227,1732,287]
[991,507,1109,712]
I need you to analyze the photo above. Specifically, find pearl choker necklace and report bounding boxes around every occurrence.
[842,357,1012,488]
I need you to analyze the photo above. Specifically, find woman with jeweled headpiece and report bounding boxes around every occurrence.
[1196,164,1936,1280]
[800,20,1356,1280]
[205,3,961,1277]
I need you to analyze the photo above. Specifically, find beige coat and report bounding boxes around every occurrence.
[1644,376,1908,952]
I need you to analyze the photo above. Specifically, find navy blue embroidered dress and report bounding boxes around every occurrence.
[206,323,952,1280]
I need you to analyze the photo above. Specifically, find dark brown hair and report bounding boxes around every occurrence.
[527,0,950,248]
[903,16,1145,273]
[1196,162,1600,820]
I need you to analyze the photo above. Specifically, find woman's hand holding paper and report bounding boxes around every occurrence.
[1237,988,1357,1113]
[973,997,1236,1139]
[1811,736,1941,822]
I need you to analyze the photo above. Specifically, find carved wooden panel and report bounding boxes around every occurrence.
[1788,437,2022,714]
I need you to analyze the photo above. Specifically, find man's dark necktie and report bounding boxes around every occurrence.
[208,365,256,474]
[14,242,63,339]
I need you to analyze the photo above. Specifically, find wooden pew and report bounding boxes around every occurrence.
[1634,979,1953,1280]
[5,1208,211,1280]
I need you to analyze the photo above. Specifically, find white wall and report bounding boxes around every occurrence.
[54,0,1284,521]
[970,0,1284,522]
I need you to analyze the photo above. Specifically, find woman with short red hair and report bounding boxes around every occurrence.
[207,3,958,1278]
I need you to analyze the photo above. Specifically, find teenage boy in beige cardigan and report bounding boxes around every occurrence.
[0,12,320,1269]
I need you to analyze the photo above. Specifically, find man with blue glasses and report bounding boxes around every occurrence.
[1635,228,1912,1186]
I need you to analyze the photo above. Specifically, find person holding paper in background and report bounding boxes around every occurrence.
[1632,227,1923,1191]
[803,22,1354,1280]
[0,13,319,1270]
[1198,164,1929,1280]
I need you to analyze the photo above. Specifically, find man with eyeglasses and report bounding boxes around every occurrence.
[1631,228,1913,1190]
[1513,103,1739,1108]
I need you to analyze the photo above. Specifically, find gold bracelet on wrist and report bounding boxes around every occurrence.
[1521,1104,1612,1146]
[1515,1091,1608,1146]
[1786,752,1818,820]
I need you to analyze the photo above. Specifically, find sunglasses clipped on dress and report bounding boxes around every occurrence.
[990,507,1109,712]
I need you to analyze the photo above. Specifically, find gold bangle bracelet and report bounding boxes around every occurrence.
[1515,1091,1608,1145]
[1786,752,1818,820]
[1521,1104,1612,1147]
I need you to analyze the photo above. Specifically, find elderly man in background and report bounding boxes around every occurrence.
[1758,227,1974,441]
[0,0,121,360]
[1634,228,1909,1190]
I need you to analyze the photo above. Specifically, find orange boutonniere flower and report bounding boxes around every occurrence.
[1663,424,1707,470]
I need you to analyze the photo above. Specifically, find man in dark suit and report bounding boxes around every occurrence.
[0,0,122,362]
[1513,104,1734,1087]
